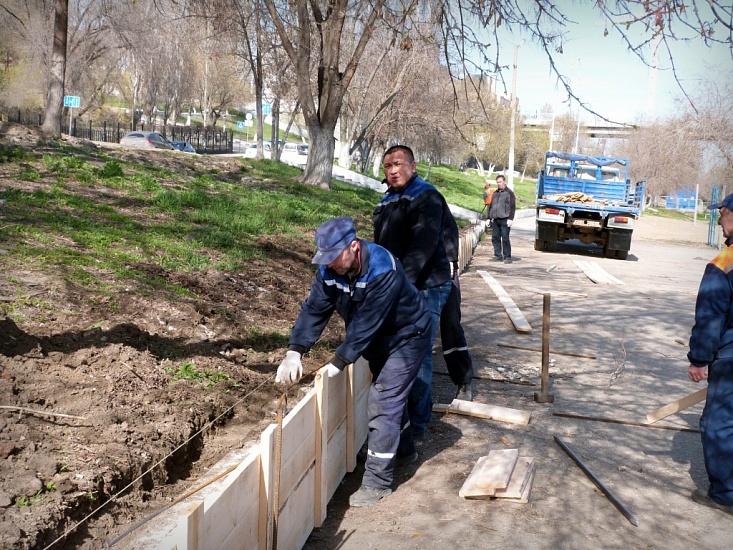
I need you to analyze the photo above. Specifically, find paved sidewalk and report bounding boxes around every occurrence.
[305,216,731,550]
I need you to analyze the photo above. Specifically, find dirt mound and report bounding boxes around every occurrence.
[0,135,342,549]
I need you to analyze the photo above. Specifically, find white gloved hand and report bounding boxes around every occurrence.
[324,363,341,378]
[507,219,513,228]
[275,350,303,384]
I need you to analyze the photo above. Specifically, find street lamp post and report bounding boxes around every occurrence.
[508,42,520,190]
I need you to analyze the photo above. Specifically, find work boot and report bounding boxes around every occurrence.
[396,451,418,467]
[692,488,733,515]
[456,383,473,401]
[490,256,503,262]
[504,257,512,264]
[349,485,392,507]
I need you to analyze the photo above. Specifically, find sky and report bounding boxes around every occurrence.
[482,2,733,125]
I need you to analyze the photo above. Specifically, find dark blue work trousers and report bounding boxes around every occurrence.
[492,217,512,260]
[700,357,733,505]
[362,333,429,490]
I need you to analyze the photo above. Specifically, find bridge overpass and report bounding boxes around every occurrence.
[523,121,637,139]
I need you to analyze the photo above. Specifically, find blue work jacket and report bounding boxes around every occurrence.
[689,244,733,366]
[289,240,431,370]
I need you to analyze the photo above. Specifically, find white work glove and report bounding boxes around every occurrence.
[324,363,341,378]
[507,219,513,228]
[275,350,303,384]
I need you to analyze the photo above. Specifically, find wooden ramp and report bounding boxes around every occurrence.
[478,270,532,332]
[573,260,625,285]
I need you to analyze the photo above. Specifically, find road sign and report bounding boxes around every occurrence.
[237,121,245,129]
[63,96,80,108]
[244,120,253,127]
[245,113,253,120]
[262,103,271,115]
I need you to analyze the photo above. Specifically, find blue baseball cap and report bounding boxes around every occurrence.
[709,193,733,211]
[312,216,357,265]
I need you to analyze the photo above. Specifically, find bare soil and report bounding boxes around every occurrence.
[0,125,341,550]
[1,122,728,550]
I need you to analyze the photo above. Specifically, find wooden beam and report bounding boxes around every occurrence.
[645,387,707,424]
[433,399,531,425]
[553,412,700,433]
[497,342,596,360]
[478,270,532,332]
[459,449,520,498]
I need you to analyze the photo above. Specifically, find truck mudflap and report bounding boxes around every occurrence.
[607,228,633,251]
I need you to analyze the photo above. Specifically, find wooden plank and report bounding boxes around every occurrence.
[645,387,707,424]
[573,260,625,285]
[477,270,532,333]
[202,453,260,550]
[258,424,276,549]
[276,464,316,550]
[493,457,535,499]
[314,371,328,527]
[279,394,317,497]
[497,465,535,504]
[346,362,356,473]
[433,399,531,426]
[172,500,203,550]
[459,449,520,498]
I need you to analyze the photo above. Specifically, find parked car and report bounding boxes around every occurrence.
[119,131,174,150]
[170,141,196,153]
[244,142,271,159]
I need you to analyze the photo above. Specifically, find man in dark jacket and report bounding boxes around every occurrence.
[373,145,453,438]
[488,174,516,263]
[275,216,432,507]
[687,194,733,514]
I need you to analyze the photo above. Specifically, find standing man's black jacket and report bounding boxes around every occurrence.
[373,174,450,290]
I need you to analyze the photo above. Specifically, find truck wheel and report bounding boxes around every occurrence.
[616,250,629,260]
[534,239,544,251]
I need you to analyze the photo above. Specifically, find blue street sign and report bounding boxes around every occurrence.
[63,96,80,108]
[262,103,271,115]
[237,121,245,129]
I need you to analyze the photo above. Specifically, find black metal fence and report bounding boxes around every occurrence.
[1,109,233,155]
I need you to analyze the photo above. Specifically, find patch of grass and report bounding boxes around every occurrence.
[96,160,124,179]
[0,143,31,163]
[19,163,41,181]
[167,360,233,388]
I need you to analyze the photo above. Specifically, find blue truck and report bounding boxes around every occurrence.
[535,152,646,260]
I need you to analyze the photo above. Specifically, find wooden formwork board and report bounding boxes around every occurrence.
[280,393,317,496]
[201,451,261,550]
[573,260,625,285]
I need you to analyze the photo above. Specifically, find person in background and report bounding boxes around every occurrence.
[275,216,432,507]
[483,181,495,226]
[488,174,516,264]
[687,194,733,514]
[373,145,452,439]
[440,199,474,401]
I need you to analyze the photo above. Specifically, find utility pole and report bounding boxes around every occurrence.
[508,43,520,190]
[573,59,581,154]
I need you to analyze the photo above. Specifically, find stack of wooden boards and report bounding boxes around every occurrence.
[459,448,536,503]
[549,191,607,205]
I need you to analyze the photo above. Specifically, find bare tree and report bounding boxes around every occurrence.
[40,0,68,136]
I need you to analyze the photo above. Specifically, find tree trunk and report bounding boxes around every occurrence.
[41,0,69,137]
[301,126,336,190]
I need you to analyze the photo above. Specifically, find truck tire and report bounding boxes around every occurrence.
[616,250,629,260]
[535,239,556,252]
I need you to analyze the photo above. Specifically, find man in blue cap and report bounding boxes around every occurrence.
[688,193,733,514]
[275,216,432,507]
